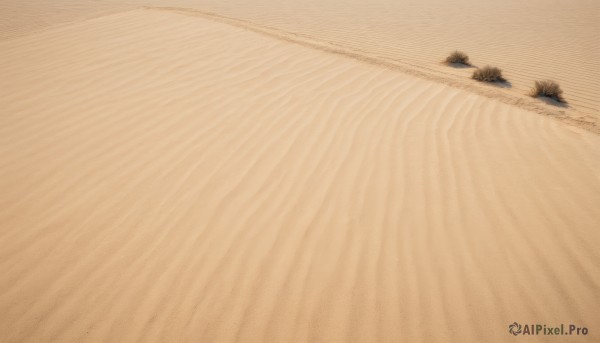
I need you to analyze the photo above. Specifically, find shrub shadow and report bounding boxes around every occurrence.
[446,62,474,69]
[489,80,512,89]
[536,96,569,108]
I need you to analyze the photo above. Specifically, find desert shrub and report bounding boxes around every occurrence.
[472,66,505,82]
[445,51,470,65]
[529,80,565,103]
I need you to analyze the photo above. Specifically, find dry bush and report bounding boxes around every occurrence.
[445,51,470,65]
[529,80,565,103]
[472,66,505,82]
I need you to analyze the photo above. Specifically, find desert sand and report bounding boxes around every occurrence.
[1,1,599,343]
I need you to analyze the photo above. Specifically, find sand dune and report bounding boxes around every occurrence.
[164,0,599,125]
[2,0,598,130]
[1,6,599,343]
[0,0,134,40]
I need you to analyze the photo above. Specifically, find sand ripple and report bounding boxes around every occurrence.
[0,9,599,342]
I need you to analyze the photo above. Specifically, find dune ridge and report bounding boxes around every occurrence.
[0,0,134,40]
[1,9,599,342]
[2,1,598,133]
[146,6,599,134]
[145,0,599,127]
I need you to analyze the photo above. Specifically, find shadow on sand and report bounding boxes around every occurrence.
[535,96,569,108]
[487,80,512,89]
[446,62,474,69]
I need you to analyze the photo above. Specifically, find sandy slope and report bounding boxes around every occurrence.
[0,0,134,40]
[1,9,599,342]
[2,0,598,131]
[153,0,600,127]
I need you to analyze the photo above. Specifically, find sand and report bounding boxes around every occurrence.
[2,0,599,130]
[1,2,599,343]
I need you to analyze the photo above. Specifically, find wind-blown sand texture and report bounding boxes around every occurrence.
[1,3,599,343]
[2,0,599,130]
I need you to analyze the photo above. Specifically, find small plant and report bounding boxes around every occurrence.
[445,51,470,66]
[529,80,565,103]
[472,66,505,82]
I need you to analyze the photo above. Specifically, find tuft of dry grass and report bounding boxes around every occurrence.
[472,66,505,82]
[529,80,565,103]
[445,51,470,66]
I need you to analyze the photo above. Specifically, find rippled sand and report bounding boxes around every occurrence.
[1,2,599,343]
